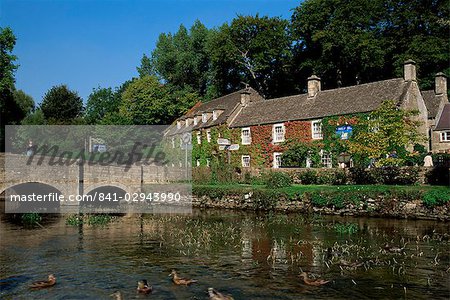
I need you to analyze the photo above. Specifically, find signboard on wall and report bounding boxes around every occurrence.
[336,125,353,140]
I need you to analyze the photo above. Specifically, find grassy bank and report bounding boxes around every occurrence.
[192,184,450,211]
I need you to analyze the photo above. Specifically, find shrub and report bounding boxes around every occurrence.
[425,166,449,186]
[316,170,335,185]
[192,166,212,184]
[263,171,293,188]
[252,190,284,210]
[422,190,450,207]
[333,169,348,185]
[298,169,318,185]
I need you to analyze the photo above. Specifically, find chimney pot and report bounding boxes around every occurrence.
[307,75,321,98]
[404,59,416,81]
[435,72,447,95]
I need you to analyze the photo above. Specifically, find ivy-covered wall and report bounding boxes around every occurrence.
[192,120,312,168]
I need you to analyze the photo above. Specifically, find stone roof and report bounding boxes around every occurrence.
[230,78,410,127]
[166,87,262,136]
[435,103,450,131]
[421,90,441,119]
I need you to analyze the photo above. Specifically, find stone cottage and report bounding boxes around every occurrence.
[167,60,449,168]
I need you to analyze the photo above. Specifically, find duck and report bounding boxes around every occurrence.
[110,291,123,300]
[299,272,330,286]
[29,274,56,289]
[137,279,152,294]
[208,287,234,300]
[169,270,197,285]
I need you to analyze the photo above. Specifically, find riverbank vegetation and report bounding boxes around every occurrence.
[192,184,450,212]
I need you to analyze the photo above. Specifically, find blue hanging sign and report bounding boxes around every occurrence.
[336,125,353,140]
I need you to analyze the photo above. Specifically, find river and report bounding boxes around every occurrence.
[0,210,449,299]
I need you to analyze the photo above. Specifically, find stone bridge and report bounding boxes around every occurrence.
[0,153,186,213]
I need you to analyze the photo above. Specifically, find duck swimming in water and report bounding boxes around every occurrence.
[299,272,330,286]
[169,270,197,285]
[208,287,234,300]
[137,279,152,294]
[29,274,56,289]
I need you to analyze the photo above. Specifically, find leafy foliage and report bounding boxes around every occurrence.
[348,100,424,163]
[263,171,293,188]
[422,190,450,207]
[41,85,84,123]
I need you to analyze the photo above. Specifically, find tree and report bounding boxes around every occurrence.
[136,54,154,78]
[40,85,83,123]
[0,27,19,151]
[13,90,35,116]
[85,87,121,124]
[290,0,449,91]
[119,76,198,125]
[348,100,425,165]
[21,109,45,125]
[149,20,211,96]
[207,15,293,98]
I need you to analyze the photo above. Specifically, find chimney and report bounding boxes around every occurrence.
[435,72,447,95]
[240,89,251,107]
[404,59,416,81]
[307,75,321,98]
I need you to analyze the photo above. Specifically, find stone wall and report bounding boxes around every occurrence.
[192,194,450,221]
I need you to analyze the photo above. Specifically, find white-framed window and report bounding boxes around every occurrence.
[212,111,218,121]
[272,123,285,143]
[273,152,282,168]
[177,121,181,129]
[321,150,332,168]
[202,113,208,123]
[241,127,251,145]
[185,119,189,127]
[196,132,201,144]
[242,155,250,167]
[179,137,183,147]
[312,120,323,139]
[206,158,210,167]
[206,130,211,142]
[193,116,198,126]
[440,131,450,142]
[196,159,200,167]
[171,137,175,149]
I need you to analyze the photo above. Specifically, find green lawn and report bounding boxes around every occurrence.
[193,183,449,197]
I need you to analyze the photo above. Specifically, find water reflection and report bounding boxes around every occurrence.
[0,210,449,299]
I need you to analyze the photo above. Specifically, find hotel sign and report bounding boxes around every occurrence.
[336,125,353,140]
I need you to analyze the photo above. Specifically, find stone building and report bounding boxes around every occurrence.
[422,72,449,153]
[167,60,449,168]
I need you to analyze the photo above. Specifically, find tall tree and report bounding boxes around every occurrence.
[13,90,35,117]
[41,85,83,123]
[120,76,197,125]
[207,15,293,98]
[145,20,211,96]
[290,0,449,90]
[85,87,120,124]
[0,27,19,151]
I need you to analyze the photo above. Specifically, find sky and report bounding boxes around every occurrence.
[1,0,299,104]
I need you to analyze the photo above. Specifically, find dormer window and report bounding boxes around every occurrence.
[177,121,181,129]
[202,113,208,123]
[185,119,190,127]
[212,111,218,120]
[193,116,198,126]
